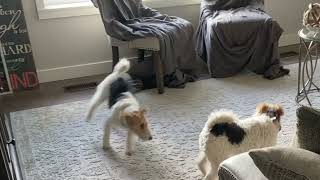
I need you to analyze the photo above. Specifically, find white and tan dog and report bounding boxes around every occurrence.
[86,58,152,156]
[197,103,284,180]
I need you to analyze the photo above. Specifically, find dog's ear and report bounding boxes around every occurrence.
[276,105,284,117]
[256,103,269,114]
[124,112,141,126]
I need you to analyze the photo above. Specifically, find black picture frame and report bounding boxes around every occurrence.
[0,1,39,92]
[0,41,11,95]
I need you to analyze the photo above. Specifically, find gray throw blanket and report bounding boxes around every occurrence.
[92,0,200,88]
[196,0,289,79]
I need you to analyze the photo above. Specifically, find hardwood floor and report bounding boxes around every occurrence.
[0,75,105,113]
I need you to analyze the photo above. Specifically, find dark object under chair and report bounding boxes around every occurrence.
[112,46,164,94]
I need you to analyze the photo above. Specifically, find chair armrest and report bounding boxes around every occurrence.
[218,152,267,180]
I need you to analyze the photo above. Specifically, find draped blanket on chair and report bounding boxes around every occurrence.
[92,0,201,88]
[196,0,289,79]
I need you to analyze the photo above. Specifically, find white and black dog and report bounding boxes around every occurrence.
[86,58,152,156]
[197,103,284,180]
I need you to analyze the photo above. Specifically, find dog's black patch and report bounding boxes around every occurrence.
[210,123,246,145]
[109,78,131,108]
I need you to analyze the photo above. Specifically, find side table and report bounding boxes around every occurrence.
[296,28,320,106]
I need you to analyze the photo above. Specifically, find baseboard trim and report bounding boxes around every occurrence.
[37,60,112,83]
[279,33,299,47]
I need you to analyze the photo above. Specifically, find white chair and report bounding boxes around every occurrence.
[110,37,164,94]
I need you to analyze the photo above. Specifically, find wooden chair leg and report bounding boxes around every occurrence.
[138,49,145,62]
[152,51,164,94]
[112,46,119,68]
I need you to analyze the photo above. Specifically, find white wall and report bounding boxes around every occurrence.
[22,0,312,83]
[265,0,314,46]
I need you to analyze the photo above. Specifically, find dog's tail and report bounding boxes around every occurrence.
[85,58,131,121]
[206,110,237,130]
[112,58,130,76]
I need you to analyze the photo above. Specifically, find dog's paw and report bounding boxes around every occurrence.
[125,151,133,156]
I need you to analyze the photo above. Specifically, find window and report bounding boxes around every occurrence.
[35,0,200,20]
[35,0,97,20]
[45,0,90,7]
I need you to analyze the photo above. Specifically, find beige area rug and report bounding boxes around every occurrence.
[11,63,319,180]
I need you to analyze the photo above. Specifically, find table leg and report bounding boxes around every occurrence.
[297,39,320,106]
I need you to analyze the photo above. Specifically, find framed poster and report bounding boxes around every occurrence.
[0,41,12,95]
[0,1,39,92]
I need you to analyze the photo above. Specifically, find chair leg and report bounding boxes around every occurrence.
[152,51,164,94]
[138,49,145,62]
[112,46,119,69]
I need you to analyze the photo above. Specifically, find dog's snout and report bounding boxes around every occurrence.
[149,136,153,140]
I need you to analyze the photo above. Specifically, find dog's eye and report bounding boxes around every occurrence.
[140,123,145,129]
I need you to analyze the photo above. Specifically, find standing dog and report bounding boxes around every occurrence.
[86,58,152,156]
[197,103,284,180]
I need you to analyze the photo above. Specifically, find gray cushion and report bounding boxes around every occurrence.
[293,106,320,154]
[249,147,320,180]
[218,153,268,180]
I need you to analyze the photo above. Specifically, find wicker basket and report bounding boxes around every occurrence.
[303,3,320,30]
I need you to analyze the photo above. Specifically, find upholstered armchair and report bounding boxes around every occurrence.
[93,0,197,93]
[196,0,289,79]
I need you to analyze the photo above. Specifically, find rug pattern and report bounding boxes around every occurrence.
[11,63,319,180]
